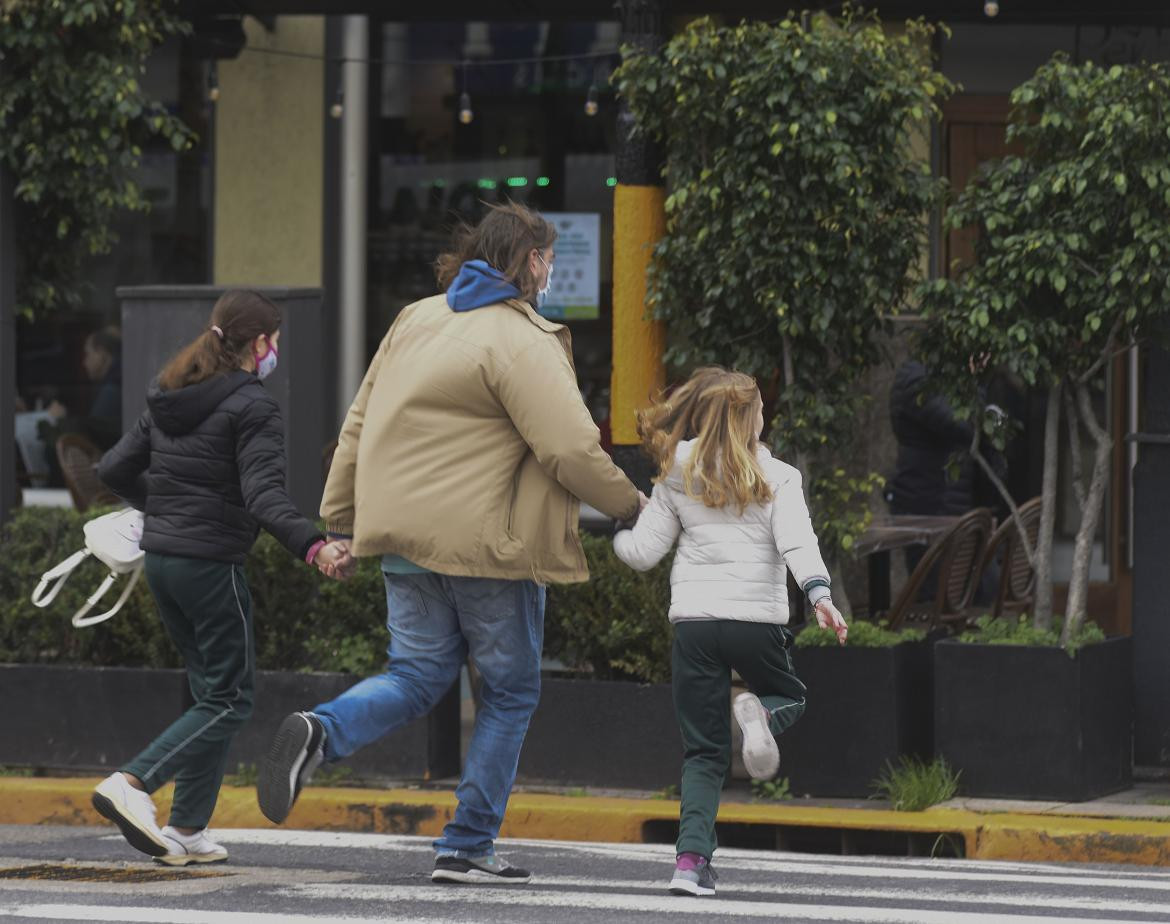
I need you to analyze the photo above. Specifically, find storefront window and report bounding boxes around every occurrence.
[15,37,212,487]
[368,20,619,428]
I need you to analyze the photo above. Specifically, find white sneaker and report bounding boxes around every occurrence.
[733,692,781,780]
[92,772,169,857]
[157,826,229,866]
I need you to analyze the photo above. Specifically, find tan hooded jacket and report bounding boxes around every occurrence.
[321,294,639,584]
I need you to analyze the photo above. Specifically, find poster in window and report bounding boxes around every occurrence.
[539,212,600,321]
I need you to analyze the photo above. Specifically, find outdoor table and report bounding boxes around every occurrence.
[856,514,959,614]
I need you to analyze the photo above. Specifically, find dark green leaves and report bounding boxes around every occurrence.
[0,0,194,316]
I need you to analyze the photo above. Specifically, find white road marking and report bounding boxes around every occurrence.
[277,884,1170,923]
[0,906,444,924]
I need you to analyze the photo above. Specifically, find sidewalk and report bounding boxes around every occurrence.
[3,775,1169,868]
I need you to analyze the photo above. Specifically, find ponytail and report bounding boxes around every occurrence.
[157,289,281,391]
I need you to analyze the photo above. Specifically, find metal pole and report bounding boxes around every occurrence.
[338,15,368,421]
[0,164,17,525]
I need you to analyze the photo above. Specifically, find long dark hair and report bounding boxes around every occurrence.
[435,202,557,301]
[158,290,281,391]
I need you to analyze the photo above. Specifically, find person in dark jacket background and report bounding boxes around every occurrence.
[92,289,351,866]
[887,358,1003,602]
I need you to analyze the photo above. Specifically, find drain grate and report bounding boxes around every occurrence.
[0,863,230,883]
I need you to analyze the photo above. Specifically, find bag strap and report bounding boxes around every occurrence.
[31,550,91,609]
[71,563,144,628]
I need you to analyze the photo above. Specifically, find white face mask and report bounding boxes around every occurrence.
[536,253,554,310]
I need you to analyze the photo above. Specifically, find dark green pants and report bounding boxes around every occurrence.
[672,620,807,859]
[122,553,255,829]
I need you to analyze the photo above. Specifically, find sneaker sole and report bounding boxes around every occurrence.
[91,791,169,858]
[258,714,315,825]
[668,877,715,897]
[431,869,532,885]
[734,693,780,780]
[155,852,229,867]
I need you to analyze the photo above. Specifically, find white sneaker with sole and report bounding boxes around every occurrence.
[92,772,169,857]
[156,826,229,866]
[733,692,780,780]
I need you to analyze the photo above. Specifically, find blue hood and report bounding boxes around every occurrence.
[446,260,522,312]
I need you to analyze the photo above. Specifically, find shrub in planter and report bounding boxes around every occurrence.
[935,615,1129,801]
[544,532,672,683]
[526,533,679,788]
[780,621,932,798]
[0,506,455,778]
[0,506,388,674]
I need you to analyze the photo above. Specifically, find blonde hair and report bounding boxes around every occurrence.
[637,366,772,513]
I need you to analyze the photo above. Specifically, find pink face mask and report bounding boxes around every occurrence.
[254,340,278,380]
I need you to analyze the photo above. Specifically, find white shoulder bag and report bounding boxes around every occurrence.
[31,508,145,627]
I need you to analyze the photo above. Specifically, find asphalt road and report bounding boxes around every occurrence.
[0,825,1168,923]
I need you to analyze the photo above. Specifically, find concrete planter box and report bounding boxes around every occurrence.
[782,640,934,798]
[517,677,680,790]
[0,664,459,781]
[934,636,1133,801]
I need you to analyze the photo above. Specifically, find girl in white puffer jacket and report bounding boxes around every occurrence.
[613,366,848,898]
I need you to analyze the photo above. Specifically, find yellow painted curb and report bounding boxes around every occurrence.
[3,778,1169,867]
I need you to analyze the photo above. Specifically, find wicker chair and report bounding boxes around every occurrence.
[978,496,1042,621]
[884,507,995,632]
[56,433,119,512]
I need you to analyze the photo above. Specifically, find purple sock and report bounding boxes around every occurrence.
[676,852,706,871]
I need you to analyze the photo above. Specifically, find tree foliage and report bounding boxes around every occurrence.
[917,55,1170,645]
[614,11,952,559]
[0,0,195,317]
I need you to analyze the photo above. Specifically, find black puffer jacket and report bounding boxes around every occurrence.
[888,360,975,516]
[98,370,323,564]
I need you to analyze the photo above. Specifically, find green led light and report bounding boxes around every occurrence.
[477,178,497,190]
[433,179,446,188]
[536,176,551,187]
[506,176,528,187]
[606,176,617,187]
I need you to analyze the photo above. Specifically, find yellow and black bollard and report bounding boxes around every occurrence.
[610,0,666,492]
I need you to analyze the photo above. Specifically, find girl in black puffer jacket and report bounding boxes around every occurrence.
[92,289,349,866]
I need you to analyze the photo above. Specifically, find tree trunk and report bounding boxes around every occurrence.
[1062,381,1113,646]
[1033,382,1062,631]
[780,334,855,619]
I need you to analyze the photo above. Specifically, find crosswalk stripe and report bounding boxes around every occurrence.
[525,875,1170,916]
[0,906,444,924]
[281,882,1168,923]
[202,829,1170,882]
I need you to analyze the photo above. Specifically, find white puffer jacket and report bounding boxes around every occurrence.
[613,440,831,624]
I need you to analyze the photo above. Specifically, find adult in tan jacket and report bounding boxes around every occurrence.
[257,203,641,885]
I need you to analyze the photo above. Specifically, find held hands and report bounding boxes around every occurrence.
[615,491,651,533]
[814,598,849,646]
[313,539,358,581]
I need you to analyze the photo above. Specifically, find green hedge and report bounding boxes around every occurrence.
[0,508,675,681]
[545,533,673,684]
[0,506,386,674]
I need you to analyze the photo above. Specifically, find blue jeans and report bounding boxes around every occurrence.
[312,573,545,856]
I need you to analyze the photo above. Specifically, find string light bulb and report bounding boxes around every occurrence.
[207,63,219,103]
[459,91,473,124]
[983,0,1000,16]
[584,84,599,117]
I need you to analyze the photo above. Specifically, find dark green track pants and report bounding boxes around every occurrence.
[122,553,255,829]
[672,619,807,859]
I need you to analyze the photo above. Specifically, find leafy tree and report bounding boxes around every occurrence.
[0,0,194,317]
[917,55,1170,646]
[614,11,953,608]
